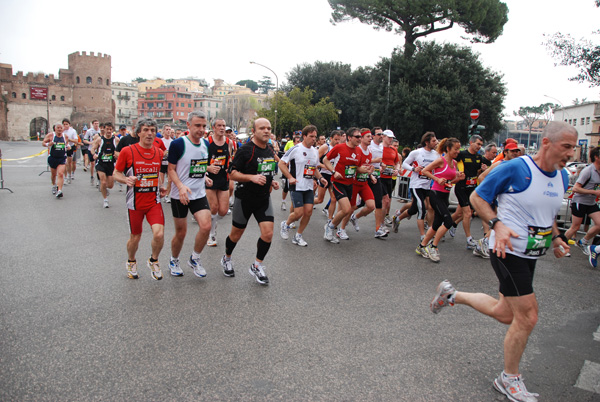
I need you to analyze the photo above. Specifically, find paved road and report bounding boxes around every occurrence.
[1,141,599,401]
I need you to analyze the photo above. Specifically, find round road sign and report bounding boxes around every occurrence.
[470,109,480,119]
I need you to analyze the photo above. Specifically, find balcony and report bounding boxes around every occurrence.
[117,94,131,101]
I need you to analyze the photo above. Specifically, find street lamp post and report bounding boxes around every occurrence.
[250,61,278,136]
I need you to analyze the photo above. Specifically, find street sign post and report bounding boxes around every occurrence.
[470,109,480,120]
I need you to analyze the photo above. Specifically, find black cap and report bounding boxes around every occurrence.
[119,125,127,130]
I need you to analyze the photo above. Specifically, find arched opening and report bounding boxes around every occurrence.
[76,76,80,84]
[51,95,56,101]
[30,117,48,140]
[97,77,102,85]
[11,92,16,98]
[21,93,26,99]
[60,96,65,101]
[86,77,92,84]
[106,79,109,86]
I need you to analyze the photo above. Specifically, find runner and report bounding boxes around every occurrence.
[160,125,174,203]
[450,135,486,249]
[392,132,439,239]
[91,122,119,208]
[281,135,301,211]
[279,125,328,246]
[113,118,167,280]
[379,129,401,230]
[416,138,464,262]
[205,119,234,247]
[83,120,101,180]
[430,121,574,402]
[63,118,79,184]
[314,130,342,217]
[167,111,216,278]
[42,122,70,198]
[221,118,280,284]
[563,146,600,254]
[322,127,365,243]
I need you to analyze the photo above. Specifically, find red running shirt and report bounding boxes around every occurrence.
[115,143,163,210]
[326,143,362,186]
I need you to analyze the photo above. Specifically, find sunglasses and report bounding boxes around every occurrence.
[352,135,362,139]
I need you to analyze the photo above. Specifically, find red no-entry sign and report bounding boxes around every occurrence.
[470,109,480,120]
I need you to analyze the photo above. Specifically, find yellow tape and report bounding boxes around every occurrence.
[1,149,48,161]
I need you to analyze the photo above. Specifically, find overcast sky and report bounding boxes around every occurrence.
[1,0,599,120]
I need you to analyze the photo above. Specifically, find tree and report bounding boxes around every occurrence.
[256,87,339,137]
[133,77,147,83]
[328,0,509,57]
[545,1,600,87]
[258,76,275,94]
[236,79,259,92]
[513,103,555,149]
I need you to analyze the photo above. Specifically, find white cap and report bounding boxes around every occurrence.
[383,129,395,138]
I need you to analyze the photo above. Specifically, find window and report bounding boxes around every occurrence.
[569,119,572,124]
[574,119,577,126]
[97,77,102,85]
[587,117,591,125]
[86,77,92,84]
[106,79,109,86]
[188,103,191,108]
[76,77,80,84]
[125,101,128,105]
[168,103,172,109]
[200,102,203,107]
[119,109,122,115]
[142,103,145,109]
[119,91,122,95]
[581,118,585,125]
[157,103,163,108]
[147,103,154,109]
[208,102,211,107]
[11,92,16,98]
[176,102,179,107]
[51,95,56,101]
[216,103,219,108]
[147,112,154,117]
[60,96,65,101]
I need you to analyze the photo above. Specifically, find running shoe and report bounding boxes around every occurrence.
[424,221,430,231]
[249,263,269,285]
[169,258,184,276]
[221,255,235,277]
[51,185,58,195]
[449,226,457,238]
[493,373,539,402]
[281,201,287,211]
[322,207,328,216]
[292,233,308,247]
[83,166,87,172]
[280,221,290,240]
[188,255,206,278]
[466,238,477,250]
[428,246,440,262]
[349,214,360,231]
[383,215,393,226]
[147,259,163,281]
[577,239,590,255]
[374,228,388,239]
[66,177,71,184]
[589,245,598,268]
[337,228,349,240]
[56,190,63,198]
[473,243,489,259]
[430,280,456,314]
[103,199,109,208]
[392,215,400,233]
[416,244,430,259]
[165,195,171,203]
[324,223,334,241]
[289,221,297,229]
[126,261,138,279]
[227,208,231,215]
[207,235,217,247]
[90,176,94,185]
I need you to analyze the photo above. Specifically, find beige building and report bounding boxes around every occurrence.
[112,82,138,128]
[554,101,600,161]
[0,51,113,140]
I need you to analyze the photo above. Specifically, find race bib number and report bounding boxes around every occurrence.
[189,158,208,178]
[258,158,276,176]
[383,166,395,176]
[303,164,316,179]
[356,172,369,182]
[345,165,357,179]
[525,226,552,256]
[134,173,159,193]
[101,153,113,163]
[211,155,227,167]
[465,176,477,187]
[54,142,65,150]
[372,168,380,178]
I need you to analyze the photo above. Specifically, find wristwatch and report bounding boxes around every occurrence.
[489,217,501,230]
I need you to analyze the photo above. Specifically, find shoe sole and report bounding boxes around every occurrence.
[493,378,521,402]
[590,252,598,268]
[169,267,184,276]
[127,273,139,279]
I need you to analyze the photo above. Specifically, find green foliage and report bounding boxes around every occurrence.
[328,0,509,57]
[286,42,506,145]
[133,77,147,83]
[513,103,556,132]
[258,76,275,94]
[236,79,259,92]
[256,88,339,137]
[545,32,600,87]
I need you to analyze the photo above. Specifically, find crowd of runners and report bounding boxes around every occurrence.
[42,113,593,401]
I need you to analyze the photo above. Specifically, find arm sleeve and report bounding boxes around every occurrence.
[167,138,184,164]
[326,144,340,161]
[576,166,592,186]
[401,150,417,171]
[115,146,131,172]
[281,145,297,163]
[475,159,531,204]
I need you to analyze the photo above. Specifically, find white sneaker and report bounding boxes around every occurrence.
[188,255,206,277]
[207,235,217,247]
[374,228,388,239]
[493,373,539,402]
[103,199,109,208]
[449,226,457,238]
[289,221,297,229]
[281,201,287,211]
[226,208,231,215]
[349,213,360,231]
[336,228,349,240]
[292,233,308,247]
[169,258,184,276]
[428,246,440,262]
[280,221,290,240]
[466,238,477,250]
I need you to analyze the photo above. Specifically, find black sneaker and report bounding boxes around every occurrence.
[249,263,269,285]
